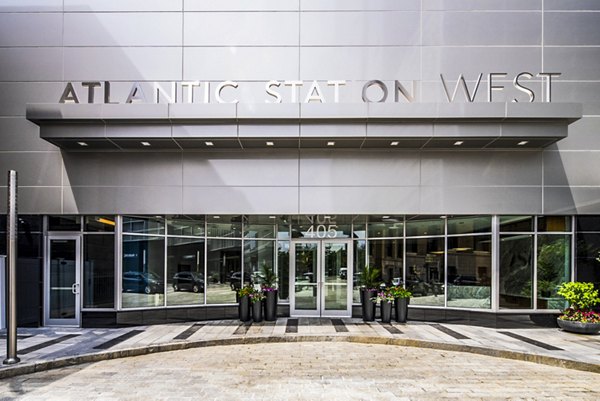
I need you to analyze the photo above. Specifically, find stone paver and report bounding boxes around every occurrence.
[0,318,598,382]
[0,342,598,400]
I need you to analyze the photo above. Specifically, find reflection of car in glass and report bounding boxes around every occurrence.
[406,275,444,296]
[173,272,204,293]
[296,272,315,291]
[453,275,478,286]
[339,268,347,279]
[229,272,251,291]
[123,271,163,294]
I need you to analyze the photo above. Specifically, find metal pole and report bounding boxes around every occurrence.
[4,170,19,365]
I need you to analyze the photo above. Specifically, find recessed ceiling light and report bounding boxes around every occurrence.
[390,141,399,146]
[140,141,151,146]
[453,141,464,146]
[205,141,214,147]
[266,141,274,146]
[382,216,390,219]
[77,142,88,147]
[269,216,276,219]
[213,215,220,219]
[517,141,529,146]
[327,141,335,146]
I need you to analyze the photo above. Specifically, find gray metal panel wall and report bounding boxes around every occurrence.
[0,1,599,215]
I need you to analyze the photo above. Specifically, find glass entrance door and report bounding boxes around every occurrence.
[45,237,81,326]
[290,240,352,317]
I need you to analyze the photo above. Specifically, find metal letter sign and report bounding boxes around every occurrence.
[305,215,338,239]
[57,73,561,105]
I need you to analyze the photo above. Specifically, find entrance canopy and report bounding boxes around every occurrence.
[27,102,581,150]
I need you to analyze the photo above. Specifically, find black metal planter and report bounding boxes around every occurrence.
[252,300,263,323]
[395,297,409,323]
[380,301,392,323]
[238,295,251,322]
[361,289,377,321]
[264,290,278,321]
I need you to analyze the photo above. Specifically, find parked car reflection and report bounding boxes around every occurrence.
[123,271,163,294]
[229,272,251,291]
[172,271,204,293]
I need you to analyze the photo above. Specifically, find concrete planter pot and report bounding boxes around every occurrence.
[361,289,377,322]
[395,297,410,323]
[264,290,278,321]
[252,300,263,323]
[238,295,251,322]
[380,301,392,323]
[557,318,600,334]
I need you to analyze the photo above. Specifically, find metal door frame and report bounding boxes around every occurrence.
[289,239,353,317]
[44,235,81,326]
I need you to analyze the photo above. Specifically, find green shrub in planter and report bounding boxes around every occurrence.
[556,282,600,334]
[557,282,600,311]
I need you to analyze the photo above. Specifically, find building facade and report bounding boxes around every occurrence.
[1,0,599,327]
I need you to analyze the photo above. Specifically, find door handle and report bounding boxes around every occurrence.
[71,283,80,295]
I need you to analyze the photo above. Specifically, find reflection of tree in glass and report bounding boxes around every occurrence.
[499,236,532,297]
[537,237,569,298]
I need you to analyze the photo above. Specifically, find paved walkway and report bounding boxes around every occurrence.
[2,342,600,400]
[0,317,598,381]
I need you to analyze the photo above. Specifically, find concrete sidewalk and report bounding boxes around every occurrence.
[0,318,598,379]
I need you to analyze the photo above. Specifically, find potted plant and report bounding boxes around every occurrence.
[249,287,266,323]
[261,262,278,321]
[389,285,412,323]
[556,281,600,334]
[359,265,381,321]
[237,284,254,322]
[372,288,395,323]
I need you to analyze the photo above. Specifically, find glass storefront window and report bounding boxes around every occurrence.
[84,216,116,232]
[405,237,444,306]
[0,215,43,233]
[206,216,242,238]
[97,214,574,314]
[447,216,491,235]
[538,216,571,232]
[277,221,291,240]
[123,216,164,235]
[576,216,600,232]
[244,240,275,286]
[166,237,205,306]
[353,240,366,303]
[500,216,533,232]
[368,239,403,287]
[206,239,241,304]
[278,241,289,300]
[576,232,600,286]
[499,234,533,309]
[244,216,276,239]
[353,224,366,239]
[167,216,204,237]
[367,219,403,238]
[537,234,570,309]
[405,217,444,237]
[83,234,115,308]
[48,216,81,231]
[447,235,491,309]
[122,235,165,308]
